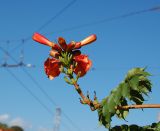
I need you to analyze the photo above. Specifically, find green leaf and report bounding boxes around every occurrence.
[141,71,151,77]
[102,101,108,116]
[116,98,129,120]
[108,101,116,114]
[121,83,130,98]
[110,122,160,131]
[126,67,143,79]
[130,90,144,104]
[98,108,111,128]
[139,86,149,96]
[99,67,152,129]
[129,76,139,91]
[129,124,139,130]
[130,96,144,105]
[101,98,107,106]
[112,86,122,104]
[139,80,152,92]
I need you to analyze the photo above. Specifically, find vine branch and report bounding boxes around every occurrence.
[71,79,101,111]
[117,104,160,110]
[72,79,160,111]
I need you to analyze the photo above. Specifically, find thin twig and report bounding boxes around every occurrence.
[72,81,160,111]
[70,76,160,111]
[117,104,160,110]
[72,80,101,111]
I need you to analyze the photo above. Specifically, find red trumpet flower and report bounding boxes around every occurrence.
[44,58,61,80]
[73,54,92,77]
[33,33,96,79]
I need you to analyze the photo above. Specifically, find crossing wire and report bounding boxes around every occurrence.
[0,1,81,128]
[0,45,81,131]
[45,6,160,35]
[1,0,80,130]
[5,68,53,116]
[9,0,77,52]
[1,4,160,130]
[22,67,81,131]
[1,5,159,45]
[5,68,73,131]
[36,0,77,33]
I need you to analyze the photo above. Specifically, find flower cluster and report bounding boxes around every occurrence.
[32,33,96,80]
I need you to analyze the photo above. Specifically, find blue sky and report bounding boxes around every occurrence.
[0,0,160,131]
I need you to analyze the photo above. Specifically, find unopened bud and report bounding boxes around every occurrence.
[80,34,97,47]
[50,50,60,58]
[32,33,55,47]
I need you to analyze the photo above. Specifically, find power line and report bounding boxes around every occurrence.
[1,5,159,52]
[4,0,83,123]
[0,46,53,115]
[1,4,159,130]
[0,45,81,131]
[9,0,77,52]
[5,68,54,116]
[36,0,77,32]
[23,69,81,131]
[5,69,74,131]
[45,6,160,35]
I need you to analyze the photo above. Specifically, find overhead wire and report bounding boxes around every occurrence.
[9,0,77,52]
[5,68,73,131]
[1,5,158,46]
[45,6,160,35]
[0,0,82,129]
[0,5,158,54]
[0,45,81,131]
[1,4,160,131]
[6,5,160,53]
[23,69,81,131]
[1,0,81,129]
[5,68,54,116]
[36,0,77,33]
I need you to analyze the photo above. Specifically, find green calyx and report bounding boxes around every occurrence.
[59,51,73,68]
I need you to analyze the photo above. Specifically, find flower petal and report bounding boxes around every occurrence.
[52,44,62,52]
[66,41,76,51]
[73,54,92,77]
[44,58,61,79]
[58,37,67,51]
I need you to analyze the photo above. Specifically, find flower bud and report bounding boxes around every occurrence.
[32,33,55,47]
[80,34,97,47]
[50,50,60,58]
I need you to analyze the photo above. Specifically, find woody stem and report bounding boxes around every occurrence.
[69,76,101,111]
[117,104,160,110]
[68,76,160,111]
[70,79,160,111]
